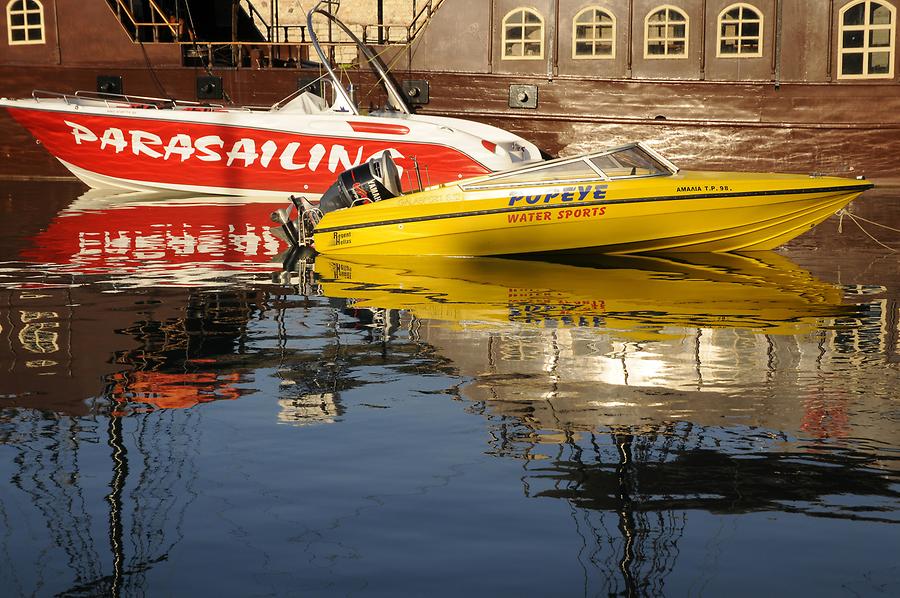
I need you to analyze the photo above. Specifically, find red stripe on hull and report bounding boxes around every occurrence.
[348,121,411,135]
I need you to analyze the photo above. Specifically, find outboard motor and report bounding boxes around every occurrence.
[319,152,403,214]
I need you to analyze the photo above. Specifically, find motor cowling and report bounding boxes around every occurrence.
[319,152,403,214]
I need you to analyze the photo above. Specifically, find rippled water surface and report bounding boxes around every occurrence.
[0,182,898,596]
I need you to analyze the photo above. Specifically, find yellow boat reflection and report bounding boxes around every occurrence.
[314,252,867,433]
[313,251,852,336]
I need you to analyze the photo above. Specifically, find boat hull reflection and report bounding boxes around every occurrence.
[1,189,290,412]
[309,251,870,436]
[21,188,285,284]
[312,252,854,337]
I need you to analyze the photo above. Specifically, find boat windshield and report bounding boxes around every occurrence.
[469,159,599,187]
[460,143,675,191]
[590,146,671,179]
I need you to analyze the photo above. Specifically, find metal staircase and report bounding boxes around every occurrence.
[104,0,180,42]
[348,0,448,46]
[102,0,447,66]
[104,1,268,44]
[407,0,446,43]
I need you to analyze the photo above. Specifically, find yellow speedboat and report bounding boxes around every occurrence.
[275,143,873,256]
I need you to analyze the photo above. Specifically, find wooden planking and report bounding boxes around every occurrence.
[2,65,899,179]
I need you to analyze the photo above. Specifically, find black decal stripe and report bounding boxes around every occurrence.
[314,183,873,234]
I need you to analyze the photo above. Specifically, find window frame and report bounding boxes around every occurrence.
[716,3,764,58]
[644,5,690,60]
[6,0,45,46]
[572,6,616,60]
[501,7,545,61]
[838,0,896,79]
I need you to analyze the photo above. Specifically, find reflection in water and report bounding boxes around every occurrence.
[310,249,897,446]
[313,252,882,411]
[0,409,198,595]
[20,188,285,285]
[308,249,899,595]
[314,251,858,332]
[2,188,286,413]
[0,183,897,595]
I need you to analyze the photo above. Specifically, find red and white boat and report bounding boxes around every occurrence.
[0,3,541,198]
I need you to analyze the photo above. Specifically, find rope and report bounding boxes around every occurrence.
[836,209,898,252]
[846,212,900,234]
[356,22,433,107]
[138,40,170,99]
[182,0,233,103]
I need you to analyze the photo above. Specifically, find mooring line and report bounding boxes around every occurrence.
[846,213,900,234]
[837,209,898,252]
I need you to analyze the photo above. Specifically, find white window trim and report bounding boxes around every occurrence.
[644,5,690,60]
[7,0,45,46]
[716,3,764,58]
[838,0,896,79]
[572,6,616,60]
[501,7,545,61]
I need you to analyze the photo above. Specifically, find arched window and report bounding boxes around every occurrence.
[717,3,763,57]
[573,7,616,59]
[839,0,896,78]
[645,5,689,59]
[502,7,544,60]
[6,0,44,45]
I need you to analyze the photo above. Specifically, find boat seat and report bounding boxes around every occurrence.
[277,91,328,114]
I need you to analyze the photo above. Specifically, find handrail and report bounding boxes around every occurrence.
[106,0,179,40]
[75,90,171,107]
[145,0,178,36]
[279,25,308,43]
[33,89,160,109]
[33,89,228,110]
[361,24,407,44]
[75,90,226,108]
[409,1,433,37]
[409,0,445,39]
[239,0,272,41]
[32,90,73,105]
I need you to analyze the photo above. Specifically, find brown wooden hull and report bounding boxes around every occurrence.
[413,71,900,179]
[2,65,898,181]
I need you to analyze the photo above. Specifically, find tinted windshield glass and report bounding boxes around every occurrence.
[590,147,670,178]
[485,159,599,185]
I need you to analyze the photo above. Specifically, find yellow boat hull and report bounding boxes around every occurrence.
[312,171,871,256]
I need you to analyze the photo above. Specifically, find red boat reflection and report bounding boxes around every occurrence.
[1,188,294,414]
[21,188,288,282]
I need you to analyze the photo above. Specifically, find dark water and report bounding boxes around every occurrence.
[0,181,898,597]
